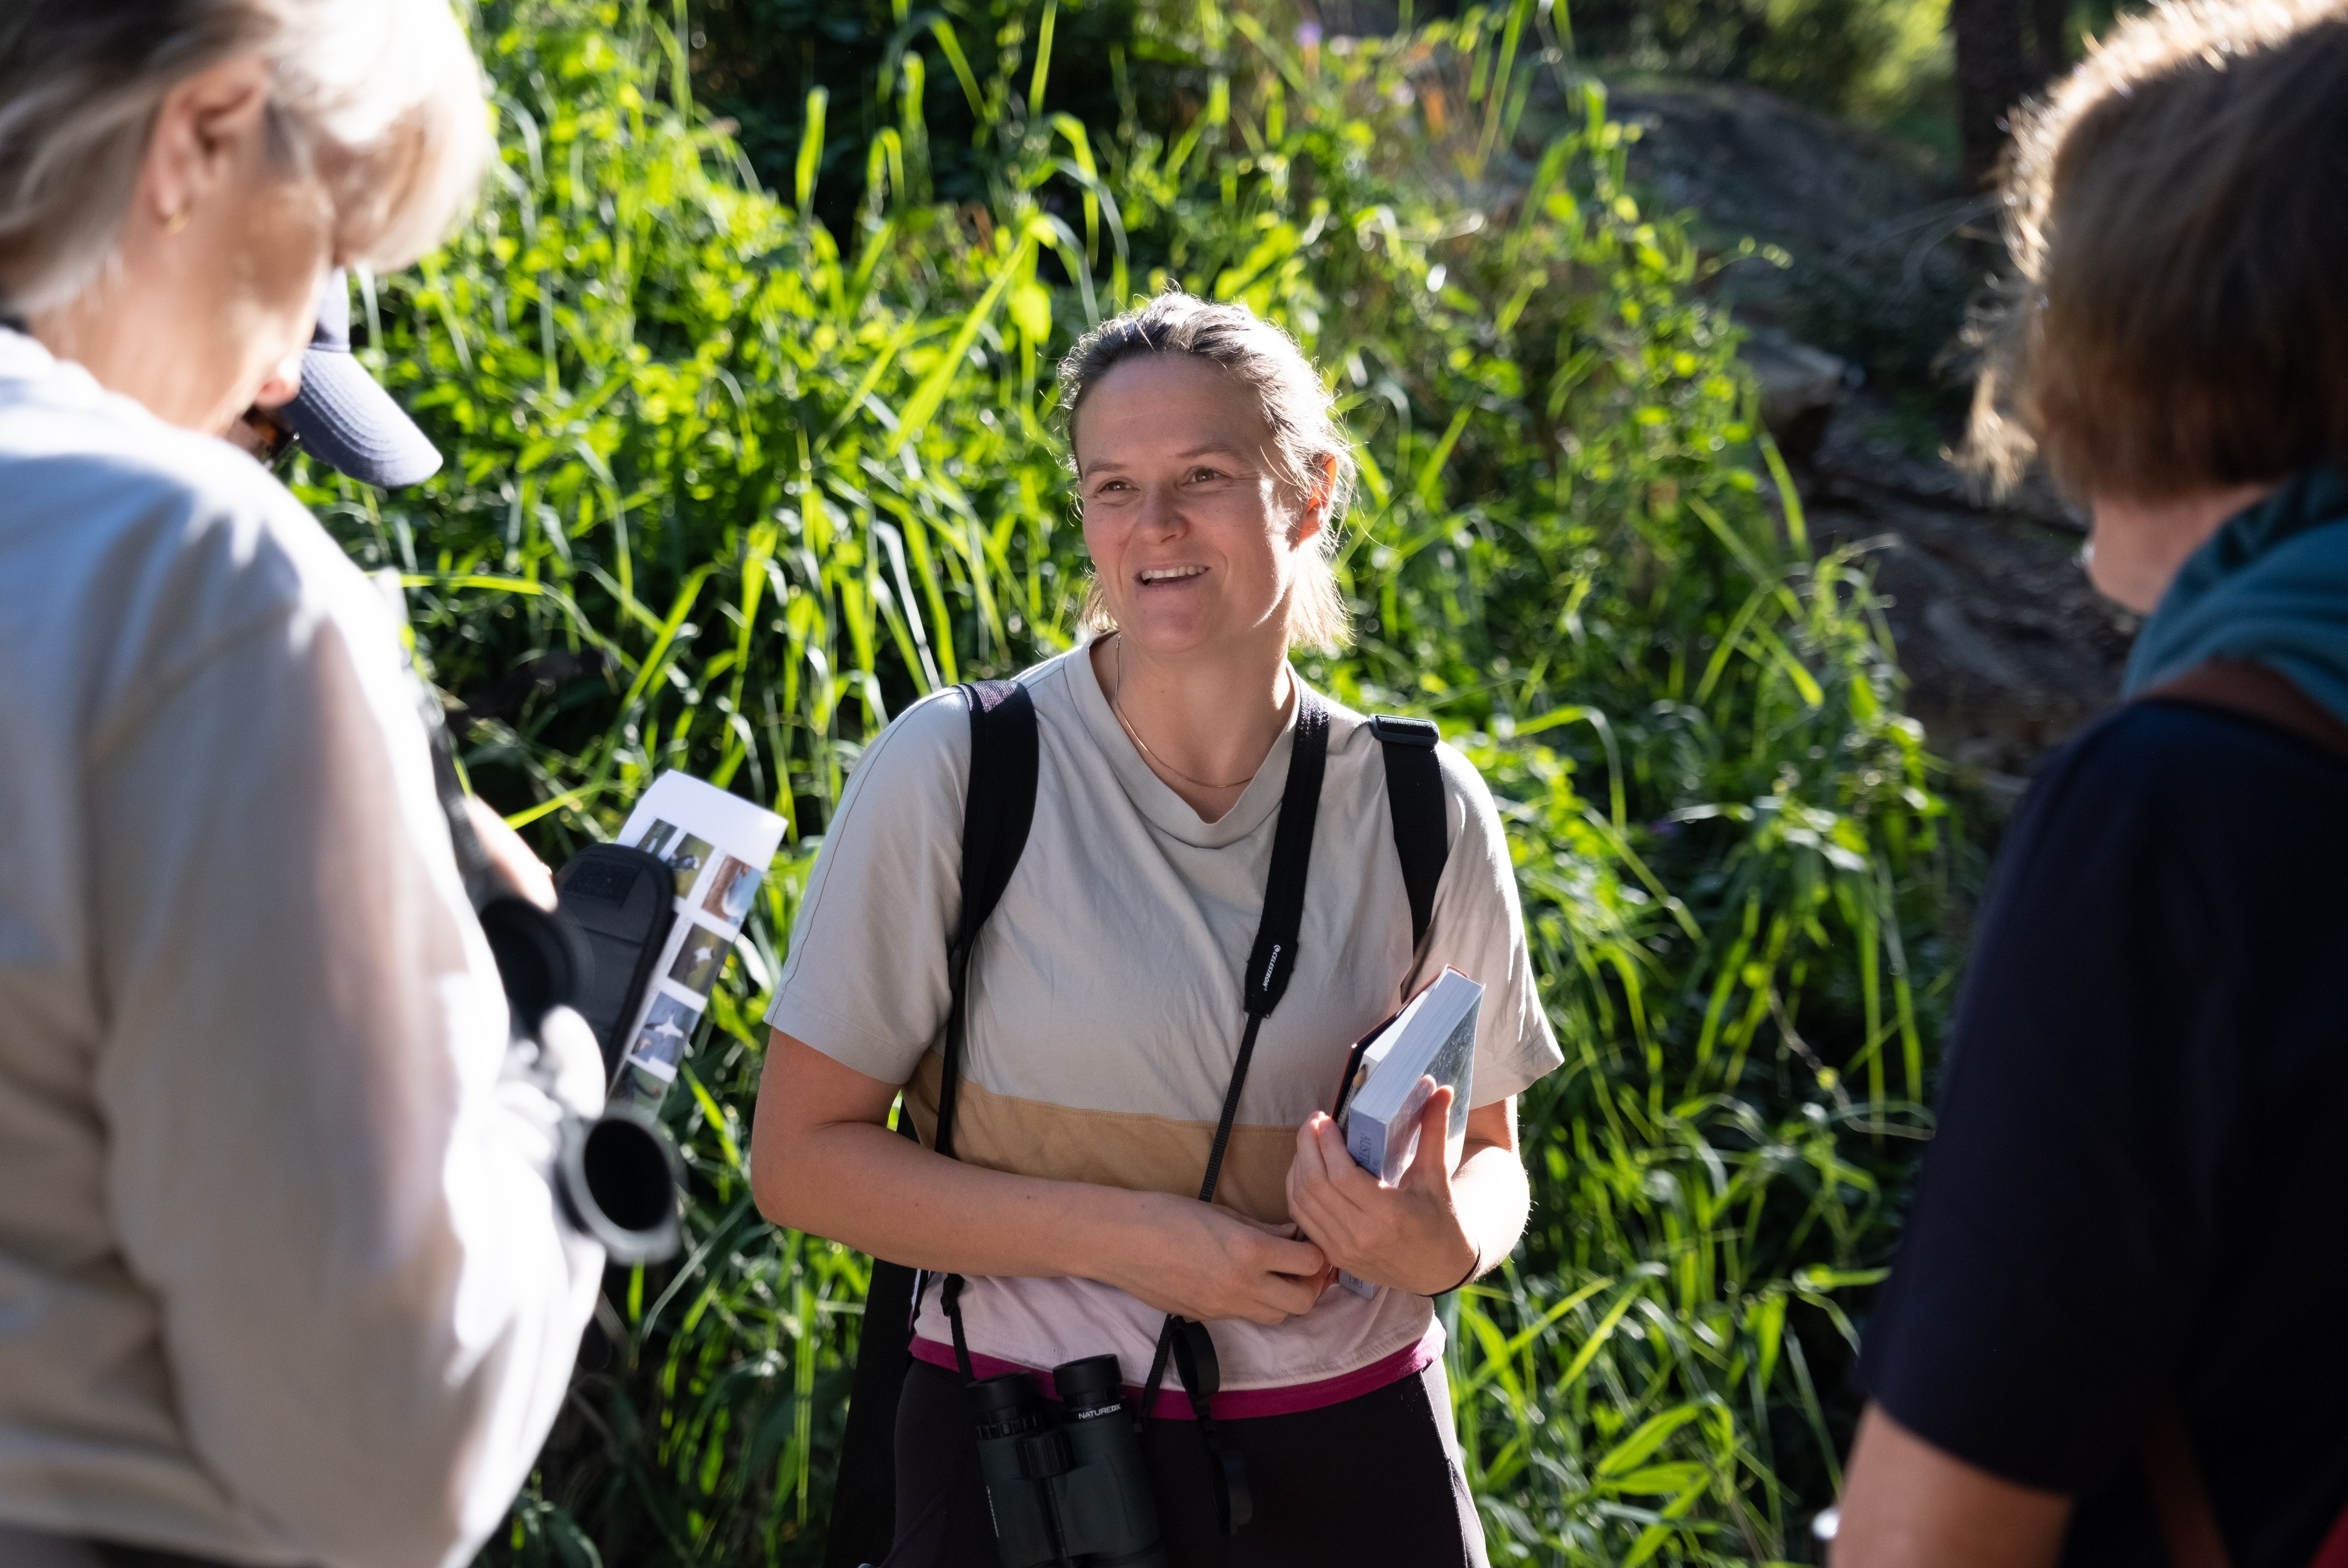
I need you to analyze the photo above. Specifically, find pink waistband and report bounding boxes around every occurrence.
[909,1322,1442,1422]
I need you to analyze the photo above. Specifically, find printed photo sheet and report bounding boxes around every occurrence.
[611,771,787,1110]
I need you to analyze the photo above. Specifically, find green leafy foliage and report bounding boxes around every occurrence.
[692,0,1148,239]
[306,2,1950,1560]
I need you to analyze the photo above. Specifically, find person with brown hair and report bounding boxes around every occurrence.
[1834,2,2348,1564]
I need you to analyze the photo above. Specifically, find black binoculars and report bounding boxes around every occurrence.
[969,1355,1167,1568]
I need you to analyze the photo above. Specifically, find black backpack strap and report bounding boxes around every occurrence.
[1370,715,1448,951]
[823,1246,916,1568]
[822,680,1037,1568]
[935,679,1039,1161]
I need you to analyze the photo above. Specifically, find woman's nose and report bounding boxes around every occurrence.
[1136,481,1183,536]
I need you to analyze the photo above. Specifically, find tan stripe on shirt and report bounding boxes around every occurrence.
[906,1051,1299,1225]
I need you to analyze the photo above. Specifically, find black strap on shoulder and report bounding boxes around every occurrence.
[825,680,1036,1568]
[1370,714,1448,951]
[935,679,1038,1163]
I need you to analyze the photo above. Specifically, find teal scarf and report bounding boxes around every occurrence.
[2123,463,2348,726]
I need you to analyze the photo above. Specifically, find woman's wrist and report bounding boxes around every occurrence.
[1426,1233,1482,1296]
[1054,1181,1159,1286]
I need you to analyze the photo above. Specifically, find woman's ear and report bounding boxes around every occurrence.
[1290,453,1338,547]
[139,55,275,235]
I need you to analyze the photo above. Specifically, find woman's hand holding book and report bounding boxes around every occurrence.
[1286,1087,1482,1297]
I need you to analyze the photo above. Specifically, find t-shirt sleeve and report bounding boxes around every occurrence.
[1415,743,1562,1109]
[764,689,971,1084]
[1857,712,2275,1493]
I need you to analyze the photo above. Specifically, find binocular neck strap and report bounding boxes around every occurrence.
[1129,690,1328,1534]
[1171,1319,1251,1534]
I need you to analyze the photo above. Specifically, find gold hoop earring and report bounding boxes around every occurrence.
[162,207,190,234]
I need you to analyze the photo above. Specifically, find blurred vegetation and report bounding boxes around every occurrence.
[308,0,1958,1559]
[1563,0,1955,126]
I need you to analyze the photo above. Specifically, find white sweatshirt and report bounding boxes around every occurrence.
[0,329,604,1566]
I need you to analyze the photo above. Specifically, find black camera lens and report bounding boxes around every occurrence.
[580,1116,675,1232]
[967,1372,1049,1440]
[1052,1354,1128,1419]
[554,1105,682,1265]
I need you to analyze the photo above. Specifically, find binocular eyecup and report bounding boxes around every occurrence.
[481,892,683,1265]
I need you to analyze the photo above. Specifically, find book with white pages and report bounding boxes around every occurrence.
[1327,966,1484,1297]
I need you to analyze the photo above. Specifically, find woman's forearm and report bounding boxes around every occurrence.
[1450,1138,1533,1280]
[751,1032,1329,1326]
[756,1112,1141,1280]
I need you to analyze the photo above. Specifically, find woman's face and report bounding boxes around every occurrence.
[44,55,335,432]
[1074,353,1323,661]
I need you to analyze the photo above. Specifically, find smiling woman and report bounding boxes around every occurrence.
[749,293,1562,1567]
[1066,294,1355,657]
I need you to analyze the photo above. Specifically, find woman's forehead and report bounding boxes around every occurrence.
[1074,355,1270,469]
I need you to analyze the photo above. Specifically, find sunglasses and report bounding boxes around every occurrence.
[231,404,302,471]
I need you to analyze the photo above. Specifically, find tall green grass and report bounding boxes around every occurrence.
[309,2,1951,1560]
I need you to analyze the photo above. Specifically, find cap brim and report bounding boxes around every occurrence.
[280,349,442,489]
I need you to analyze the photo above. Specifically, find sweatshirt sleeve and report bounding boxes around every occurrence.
[85,560,602,1568]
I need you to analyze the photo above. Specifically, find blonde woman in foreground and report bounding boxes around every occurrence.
[754,293,1562,1567]
[0,4,605,1565]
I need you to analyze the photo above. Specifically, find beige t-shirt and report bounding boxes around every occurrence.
[768,642,1560,1394]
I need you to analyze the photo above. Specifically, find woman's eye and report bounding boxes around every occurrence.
[1187,467,1222,483]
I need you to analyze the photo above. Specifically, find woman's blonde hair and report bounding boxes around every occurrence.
[0,0,488,316]
[1056,292,1357,652]
[1967,0,2348,499]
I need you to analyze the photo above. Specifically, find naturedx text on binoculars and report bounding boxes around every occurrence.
[967,1355,1166,1568]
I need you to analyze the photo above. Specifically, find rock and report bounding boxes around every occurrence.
[1740,327,1851,463]
[1594,80,1974,400]
[1805,400,2137,792]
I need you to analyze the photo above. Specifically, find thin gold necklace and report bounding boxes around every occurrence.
[1110,636,1258,792]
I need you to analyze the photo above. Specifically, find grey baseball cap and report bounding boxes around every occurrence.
[278,272,442,489]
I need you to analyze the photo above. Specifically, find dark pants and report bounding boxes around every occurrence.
[882,1357,1489,1568]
